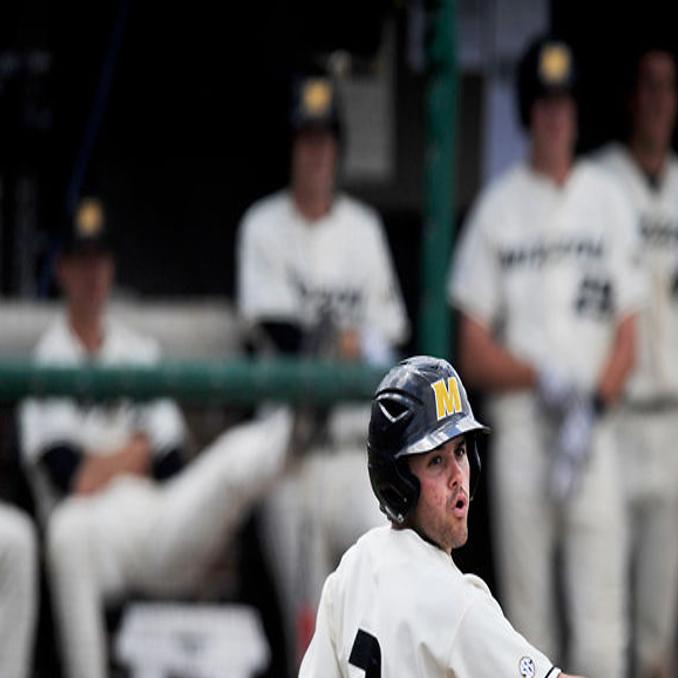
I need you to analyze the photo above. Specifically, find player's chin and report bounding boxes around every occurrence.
[450,524,469,549]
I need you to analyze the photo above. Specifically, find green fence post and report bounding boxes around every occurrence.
[419,0,457,358]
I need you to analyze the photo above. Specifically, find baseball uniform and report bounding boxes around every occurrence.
[596,142,678,672]
[20,314,294,678]
[448,159,645,677]
[237,190,409,665]
[300,525,561,678]
[0,502,37,678]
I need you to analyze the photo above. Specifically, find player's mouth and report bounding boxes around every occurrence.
[451,491,468,519]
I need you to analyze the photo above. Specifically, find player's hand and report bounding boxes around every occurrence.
[550,396,595,502]
[337,329,361,361]
[536,365,576,413]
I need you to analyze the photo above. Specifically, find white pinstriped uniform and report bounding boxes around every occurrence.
[237,190,409,667]
[596,142,678,673]
[20,315,293,678]
[448,159,645,677]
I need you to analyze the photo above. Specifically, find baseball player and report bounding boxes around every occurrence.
[300,356,586,678]
[594,45,678,678]
[237,74,410,668]
[447,37,645,677]
[0,502,37,678]
[20,198,294,678]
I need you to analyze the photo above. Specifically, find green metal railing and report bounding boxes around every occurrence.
[0,359,387,405]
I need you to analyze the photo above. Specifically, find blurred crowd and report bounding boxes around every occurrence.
[1,32,677,678]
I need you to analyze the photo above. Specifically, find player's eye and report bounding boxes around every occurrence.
[428,454,443,467]
[455,441,467,459]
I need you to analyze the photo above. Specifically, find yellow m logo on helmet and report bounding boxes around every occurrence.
[431,377,462,421]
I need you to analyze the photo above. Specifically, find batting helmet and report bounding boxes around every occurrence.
[517,36,577,128]
[367,356,489,524]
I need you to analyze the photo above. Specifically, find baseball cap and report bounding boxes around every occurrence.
[517,36,578,126]
[290,76,342,136]
[61,197,112,255]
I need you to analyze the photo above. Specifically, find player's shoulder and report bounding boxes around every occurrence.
[589,141,628,171]
[572,158,630,203]
[334,193,381,226]
[33,315,72,361]
[105,319,161,363]
[239,190,290,233]
[474,162,532,212]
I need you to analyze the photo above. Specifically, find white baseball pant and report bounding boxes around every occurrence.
[489,392,627,678]
[0,502,38,678]
[614,406,678,676]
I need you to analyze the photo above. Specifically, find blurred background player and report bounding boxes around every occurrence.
[594,45,678,678]
[0,502,37,678]
[20,198,294,678]
[447,36,644,677]
[301,356,586,678]
[236,73,410,669]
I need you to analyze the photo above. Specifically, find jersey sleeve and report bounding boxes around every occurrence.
[298,575,343,678]
[236,204,299,323]
[360,212,410,349]
[19,398,85,465]
[129,339,187,455]
[604,179,647,320]
[449,587,560,678]
[447,196,503,328]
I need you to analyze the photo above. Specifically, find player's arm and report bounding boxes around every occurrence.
[457,313,537,391]
[72,434,152,496]
[594,313,636,406]
[449,591,571,678]
[298,577,343,678]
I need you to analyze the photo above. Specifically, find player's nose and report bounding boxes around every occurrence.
[447,455,464,488]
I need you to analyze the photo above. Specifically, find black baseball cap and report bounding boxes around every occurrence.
[290,76,342,137]
[517,36,578,127]
[61,197,113,256]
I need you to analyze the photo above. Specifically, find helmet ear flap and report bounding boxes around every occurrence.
[368,455,420,524]
[468,434,482,500]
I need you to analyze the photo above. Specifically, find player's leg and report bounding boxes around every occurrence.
[0,503,37,678]
[138,405,293,592]
[633,413,678,677]
[45,481,156,678]
[261,470,310,675]
[490,399,560,662]
[564,420,627,678]
[317,446,385,555]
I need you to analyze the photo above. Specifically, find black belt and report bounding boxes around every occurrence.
[622,397,678,414]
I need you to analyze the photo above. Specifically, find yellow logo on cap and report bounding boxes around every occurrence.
[302,79,332,116]
[431,377,462,421]
[539,44,571,85]
[75,198,104,237]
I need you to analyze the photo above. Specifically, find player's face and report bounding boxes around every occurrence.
[530,94,576,157]
[291,128,338,197]
[408,436,471,553]
[632,51,677,152]
[57,250,114,317]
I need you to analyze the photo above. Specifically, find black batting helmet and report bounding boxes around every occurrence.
[367,356,489,524]
[517,35,577,129]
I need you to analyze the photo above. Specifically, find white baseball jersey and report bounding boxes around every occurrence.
[448,159,645,392]
[299,525,560,678]
[237,191,409,353]
[595,143,678,400]
[20,314,186,518]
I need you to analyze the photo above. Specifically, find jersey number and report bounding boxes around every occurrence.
[574,276,613,317]
[349,629,381,677]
